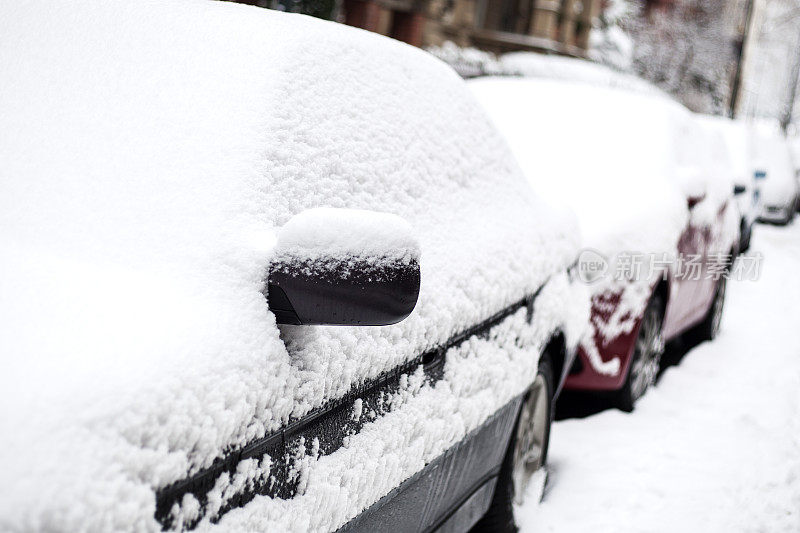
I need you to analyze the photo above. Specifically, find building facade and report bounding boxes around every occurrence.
[424,0,601,57]
[342,0,429,47]
[228,0,602,56]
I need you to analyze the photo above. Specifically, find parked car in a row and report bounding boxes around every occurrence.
[752,128,800,225]
[0,2,746,533]
[1,2,588,532]
[697,116,761,251]
[470,77,739,411]
[789,136,800,214]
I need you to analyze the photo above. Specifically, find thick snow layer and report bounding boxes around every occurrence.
[468,77,687,259]
[425,41,505,78]
[519,223,800,533]
[273,208,420,263]
[467,77,690,370]
[468,76,686,375]
[682,118,739,252]
[468,77,738,377]
[205,274,588,532]
[696,116,751,187]
[0,1,586,530]
[499,52,663,97]
[471,54,735,243]
[696,116,760,228]
[427,44,661,98]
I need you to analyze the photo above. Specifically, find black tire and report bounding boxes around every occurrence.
[471,356,554,533]
[776,205,794,226]
[616,294,665,413]
[739,220,752,253]
[693,276,727,343]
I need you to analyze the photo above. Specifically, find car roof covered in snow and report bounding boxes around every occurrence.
[695,115,752,187]
[0,0,581,529]
[468,76,688,257]
[499,52,666,97]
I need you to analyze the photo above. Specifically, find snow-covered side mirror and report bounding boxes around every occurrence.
[266,208,421,326]
[676,166,707,210]
[686,193,706,210]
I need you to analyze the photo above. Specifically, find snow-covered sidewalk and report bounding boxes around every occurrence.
[520,223,800,532]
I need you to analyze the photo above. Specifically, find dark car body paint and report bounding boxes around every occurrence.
[337,398,521,533]
[268,258,421,326]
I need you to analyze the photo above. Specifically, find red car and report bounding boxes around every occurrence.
[470,76,740,411]
[565,208,735,409]
[563,104,740,410]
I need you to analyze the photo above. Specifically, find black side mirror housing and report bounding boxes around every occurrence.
[733,184,747,195]
[265,208,421,326]
[687,194,706,210]
[267,257,420,326]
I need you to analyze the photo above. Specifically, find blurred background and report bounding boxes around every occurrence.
[226,0,800,132]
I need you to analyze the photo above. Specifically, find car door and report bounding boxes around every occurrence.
[662,118,710,338]
[663,216,706,339]
[147,11,587,533]
[690,128,739,324]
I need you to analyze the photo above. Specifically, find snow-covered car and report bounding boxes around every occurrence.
[752,130,799,225]
[697,116,760,251]
[469,77,738,411]
[0,1,589,532]
[499,51,662,97]
[787,135,800,213]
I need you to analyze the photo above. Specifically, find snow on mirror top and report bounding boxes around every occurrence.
[274,208,421,264]
[0,0,579,528]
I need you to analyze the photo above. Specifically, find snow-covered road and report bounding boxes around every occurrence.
[520,223,800,533]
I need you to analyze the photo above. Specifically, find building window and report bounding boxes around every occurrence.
[477,0,535,34]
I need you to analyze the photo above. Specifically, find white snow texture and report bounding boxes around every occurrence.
[0,1,587,531]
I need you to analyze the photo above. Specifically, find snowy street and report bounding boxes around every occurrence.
[521,222,800,532]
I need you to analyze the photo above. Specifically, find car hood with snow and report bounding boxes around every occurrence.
[0,0,587,531]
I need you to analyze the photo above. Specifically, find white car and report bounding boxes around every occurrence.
[697,116,760,251]
[752,130,799,225]
[787,135,800,214]
[0,1,588,531]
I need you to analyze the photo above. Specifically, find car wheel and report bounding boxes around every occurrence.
[694,276,727,343]
[616,294,664,413]
[777,205,794,225]
[471,355,554,533]
[739,221,752,253]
